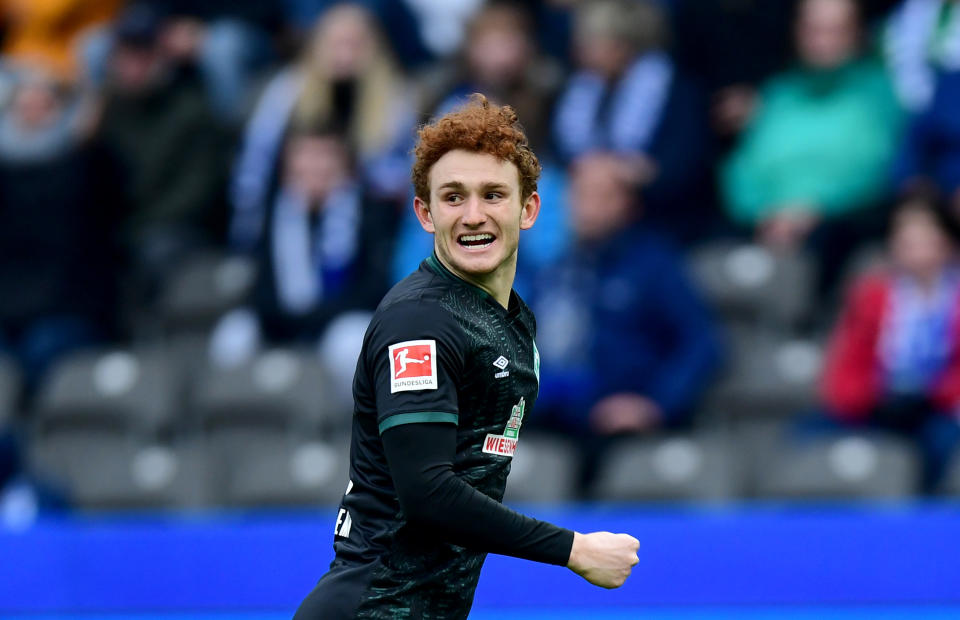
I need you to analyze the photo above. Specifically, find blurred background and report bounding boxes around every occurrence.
[2,0,960,617]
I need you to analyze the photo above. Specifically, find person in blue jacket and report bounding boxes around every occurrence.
[894,69,960,211]
[528,153,724,493]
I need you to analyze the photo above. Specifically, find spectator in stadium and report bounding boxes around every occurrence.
[0,0,122,82]
[0,70,119,390]
[673,0,796,139]
[528,153,723,494]
[894,69,960,214]
[211,127,395,409]
[551,0,711,244]
[283,0,432,69]
[79,1,282,122]
[428,2,563,154]
[395,3,571,289]
[230,3,416,252]
[721,0,902,293]
[146,0,280,122]
[95,5,226,291]
[673,0,899,136]
[820,191,960,491]
[395,0,485,59]
[882,0,960,113]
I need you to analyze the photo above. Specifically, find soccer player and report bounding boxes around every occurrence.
[294,94,640,619]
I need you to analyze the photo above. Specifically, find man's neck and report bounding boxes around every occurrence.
[434,251,515,309]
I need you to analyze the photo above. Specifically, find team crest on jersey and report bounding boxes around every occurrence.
[533,342,540,382]
[388,340,437,393]
[483,397,525,457]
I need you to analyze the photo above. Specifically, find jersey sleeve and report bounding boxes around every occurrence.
[382,422,575,565]
[366,300,465,434]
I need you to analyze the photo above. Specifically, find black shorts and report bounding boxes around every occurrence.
[293,560,374,619]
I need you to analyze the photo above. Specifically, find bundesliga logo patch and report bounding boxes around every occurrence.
[388,340,437,393]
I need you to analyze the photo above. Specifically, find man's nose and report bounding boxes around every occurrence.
[461,196,486,226]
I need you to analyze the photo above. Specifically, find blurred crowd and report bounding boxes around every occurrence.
[3,0,960,514]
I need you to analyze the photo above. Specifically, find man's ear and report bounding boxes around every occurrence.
[414,196,435,233]
[519,191,541,231]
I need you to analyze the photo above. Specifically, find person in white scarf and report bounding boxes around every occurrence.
[211,128,395,409]
[884,0,960,111]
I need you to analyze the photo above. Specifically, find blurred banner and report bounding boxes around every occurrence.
[3,504,960,616]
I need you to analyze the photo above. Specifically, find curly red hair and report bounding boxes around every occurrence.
[412,93,541,203]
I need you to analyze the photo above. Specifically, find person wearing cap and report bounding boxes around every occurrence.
[94,4,226,289]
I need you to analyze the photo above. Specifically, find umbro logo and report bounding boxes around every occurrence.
[493,355,510,379]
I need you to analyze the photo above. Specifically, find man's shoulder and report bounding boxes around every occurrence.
[376,262,451,315]
[367,263,462,339]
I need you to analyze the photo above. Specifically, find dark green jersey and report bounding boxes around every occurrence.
[327,255,546,618]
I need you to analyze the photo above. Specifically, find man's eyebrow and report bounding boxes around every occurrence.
[437,181,511,191]
[437,181,466,191]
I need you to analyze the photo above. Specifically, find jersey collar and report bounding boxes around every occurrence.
[425,253,522,317]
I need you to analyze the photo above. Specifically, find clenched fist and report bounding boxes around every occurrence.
[567,531,640,589]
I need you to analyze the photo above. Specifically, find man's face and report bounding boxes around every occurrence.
[467,23,530,88]
[890,206,953,279]
[284,135,350,208]
[13,80,61,130]
[796,0,858,69]
[570,155,635,242]
[415,149,539,285]
[576,35,633,80]
[110,44,164,94]
[313,7,375,79]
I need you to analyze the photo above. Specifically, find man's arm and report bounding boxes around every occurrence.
[381,423,639,587]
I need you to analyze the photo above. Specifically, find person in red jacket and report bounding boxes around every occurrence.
[821,191,960,490]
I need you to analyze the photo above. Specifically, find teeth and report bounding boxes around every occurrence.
[460,234,494,242]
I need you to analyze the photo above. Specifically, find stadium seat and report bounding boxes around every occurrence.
[34,348,180,436]
[190,348,338,434]
[0,355,21,426]
[754,434,920,499]
[724,418,792,496]
[211,432,351,507]
[28,431,200,509]
[159,251,257,332]
[705,327,823,420]
[936,450,960,497]
[689,241,815,328]
[591,434,742,501]
[503,434,579,503]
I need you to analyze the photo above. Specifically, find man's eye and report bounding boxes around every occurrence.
[485,192,503,200]
[445,194,462,203]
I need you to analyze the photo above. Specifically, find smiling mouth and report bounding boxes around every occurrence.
[457,233,496,250]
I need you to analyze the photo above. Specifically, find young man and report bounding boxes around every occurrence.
[294,95,639,619]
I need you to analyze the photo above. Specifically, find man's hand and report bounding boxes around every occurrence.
[590,393,662,435]
[757,207,820,251]
[567,531,640,588]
